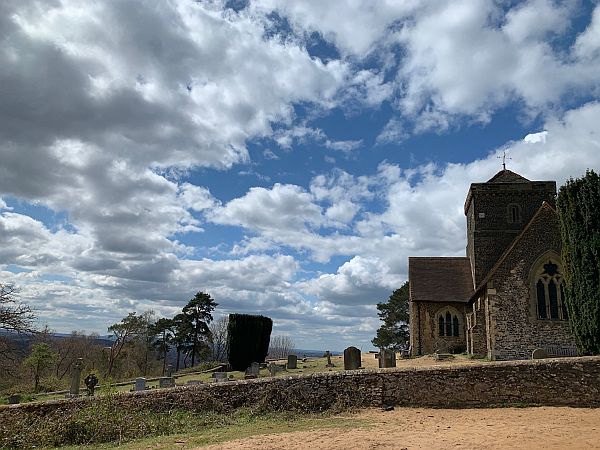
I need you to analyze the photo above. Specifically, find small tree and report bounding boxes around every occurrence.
[23,343,57,392]
[372,282,410,351]
[268,335,295,359]
[151,318,174,375]
[208,316,229,362]
[557,169,600,355]
[106,312,147,376]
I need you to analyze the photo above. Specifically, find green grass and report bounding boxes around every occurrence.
[55,411,368,450]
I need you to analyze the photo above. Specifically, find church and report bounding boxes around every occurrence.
[408,169,578,360]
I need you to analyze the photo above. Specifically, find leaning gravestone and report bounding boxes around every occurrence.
[287,354,298,369]
[134,377,147,391]
[159,377,175,388]
[67,358,83,398]
[532,348,549,359]
[344,346,361,370]
[378,349,396,368]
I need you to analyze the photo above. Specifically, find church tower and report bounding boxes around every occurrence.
[464,170,556,285]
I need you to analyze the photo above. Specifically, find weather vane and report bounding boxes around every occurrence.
[497,150,511,170]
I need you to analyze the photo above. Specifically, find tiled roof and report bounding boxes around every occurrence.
[409,257,474,303]
[487,169,530,183]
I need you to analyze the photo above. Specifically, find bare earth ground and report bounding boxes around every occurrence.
[200,406,600,450]
[198,355,599,449]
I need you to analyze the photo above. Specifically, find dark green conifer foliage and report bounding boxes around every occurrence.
[557,169,600,355]
[227,314,273,371]
[372,281,410,350]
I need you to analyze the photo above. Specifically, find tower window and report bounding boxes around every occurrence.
[507,204,522,223]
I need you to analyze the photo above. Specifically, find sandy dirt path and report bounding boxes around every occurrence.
[200,407,600,450]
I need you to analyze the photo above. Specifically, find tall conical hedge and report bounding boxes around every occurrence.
[227,314,273,371]
[557,169,600,355]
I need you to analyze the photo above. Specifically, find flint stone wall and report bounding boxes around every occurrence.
[2,357,599,419]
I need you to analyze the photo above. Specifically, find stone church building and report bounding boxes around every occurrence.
[408,169,578,360]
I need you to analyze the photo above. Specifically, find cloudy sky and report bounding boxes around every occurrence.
[1,0,599,351]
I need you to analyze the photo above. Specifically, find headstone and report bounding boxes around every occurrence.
[343,346,361,370]
[249,362,260,376]
[68,358,83,397]
[268,363,285,376]
[7,394,21,404]
[213,372,227,382]
[287,354,298,369]
[166,364,174,377]
[532,348,549,359]
[324,350,335,367]
[186,380,202,385]
[378,349,396,368]
[159,377,176,388]
[84,373,99,396]
[134,377,147,391]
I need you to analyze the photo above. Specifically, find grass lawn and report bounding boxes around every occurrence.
[52,410,369,450]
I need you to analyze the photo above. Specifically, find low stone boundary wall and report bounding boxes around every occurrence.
[2,356,599,418]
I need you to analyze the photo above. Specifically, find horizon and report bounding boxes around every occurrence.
[1,1,600,351]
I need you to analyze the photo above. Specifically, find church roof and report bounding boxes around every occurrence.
[409,257,474,303]
[486,169,530,183]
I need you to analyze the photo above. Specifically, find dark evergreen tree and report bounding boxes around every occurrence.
[557,169,600,355]
[179,292,218,367]
[371,282,410,351]
[227,314,272,371]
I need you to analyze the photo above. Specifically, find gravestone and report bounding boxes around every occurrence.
[287,354,298,369]
[324,350,335,367]
[213,372,227,382]
[158,377,175,388]
[134,377,147,391]
[268,363,285,376]
[166,364,174,377]
[532,348,549,359]
[68,358,83,397]
[343,346,361,370]
[378,349,396,368]
[186,380,202,385]
[7,394,21,404]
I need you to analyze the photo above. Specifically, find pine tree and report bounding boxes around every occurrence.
[180,292,218,367]
[557,169,600,355]
[372,282,410,351]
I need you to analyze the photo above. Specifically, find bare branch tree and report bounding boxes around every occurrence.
[208,316,228,362]
[0,284,36,333]
[268,335,295,360]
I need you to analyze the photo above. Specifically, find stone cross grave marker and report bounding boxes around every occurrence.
[378,349,396,368]
[287,354,298,369]
[324,350,335,367]
[343,346,361,370]
[84,373,99,396]
[134,377,147,391]
[68,358,83,397]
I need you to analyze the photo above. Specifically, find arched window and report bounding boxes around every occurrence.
[533,258,568,321]
[438,311,461,337]
[507,203,522,223]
